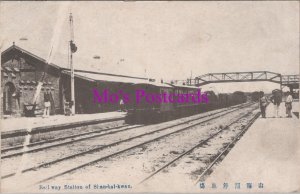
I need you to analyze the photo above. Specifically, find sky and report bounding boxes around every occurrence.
[0,1,299,93]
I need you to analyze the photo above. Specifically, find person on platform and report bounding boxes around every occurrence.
[270,90,282,118]
[120,98,125,112]
[259,91,268,118]
[43,90,51,118]
[285,92,293,118]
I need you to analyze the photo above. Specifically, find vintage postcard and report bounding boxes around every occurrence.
[0,1,299,193]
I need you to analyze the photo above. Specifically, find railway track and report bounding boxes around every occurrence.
[1,120,127,152]
[194,112,260,183]
[1,103,252,159]
[139,109,260,184]
[30,104,256,185]
[1,103,256,185]
[1,124,141,158]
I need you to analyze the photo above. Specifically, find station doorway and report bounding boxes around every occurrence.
[3,82,16,115]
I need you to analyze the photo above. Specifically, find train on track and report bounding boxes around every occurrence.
[125,82,247,123]
[250,89,283,102]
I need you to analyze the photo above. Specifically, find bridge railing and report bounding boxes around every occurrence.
[176,71,299,87]
[193,71,282,86]
[282,75,299,85]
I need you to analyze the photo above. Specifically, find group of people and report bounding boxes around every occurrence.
[259,91,293,118]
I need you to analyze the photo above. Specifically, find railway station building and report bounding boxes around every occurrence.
[1,44,62,117]
[1,43,148,118]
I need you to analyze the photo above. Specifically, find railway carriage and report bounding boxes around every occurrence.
[204,91,219,111]
[126,82,247,123]
[126,82,175,123]
[218,93,230,108]
[168,84,201,116]
[232,91,247,105]
[251,91,261,102]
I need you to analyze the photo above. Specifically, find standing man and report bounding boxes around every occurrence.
[120,98,125,112]
[43,89,51,118]
[259,91,268,118]
[270,89,282,118]
[285,92,293,118]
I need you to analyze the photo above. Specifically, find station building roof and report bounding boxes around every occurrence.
[167,83,200,89]
[1,44,61,71]
[2,44,151,84]
[132,81,173,88]
[62,69,149,84]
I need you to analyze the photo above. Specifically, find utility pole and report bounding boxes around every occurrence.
[189,70,193,86]
[69,13,77,115]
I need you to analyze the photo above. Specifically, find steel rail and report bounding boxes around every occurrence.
[139,108,258,184]
[194,112,260,184]
[2,103,252,159]
[2,123,130,153]
[1,125,141,159]
[2,103,254,180]
[31,103,256,185]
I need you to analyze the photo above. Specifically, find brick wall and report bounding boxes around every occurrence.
[1,57,61,117]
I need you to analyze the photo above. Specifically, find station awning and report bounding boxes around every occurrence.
[62,70,148,84]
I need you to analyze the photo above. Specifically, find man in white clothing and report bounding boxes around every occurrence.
[285,92,293,118]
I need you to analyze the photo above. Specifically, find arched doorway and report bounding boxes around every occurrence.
[3,82,16,114]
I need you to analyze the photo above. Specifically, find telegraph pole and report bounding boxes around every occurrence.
[69,13,77,115]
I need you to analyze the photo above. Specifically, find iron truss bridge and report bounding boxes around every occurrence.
[177,71,299,89]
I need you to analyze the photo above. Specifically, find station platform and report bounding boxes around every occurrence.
[1,112,126,138]
[204,102,299,192]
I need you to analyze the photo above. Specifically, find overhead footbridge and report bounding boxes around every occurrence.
[170,71,299,97]
[183,71,298,91]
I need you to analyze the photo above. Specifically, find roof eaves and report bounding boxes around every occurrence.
[60,68,148,81]
[61,70,96,82]
[1,44,61,70]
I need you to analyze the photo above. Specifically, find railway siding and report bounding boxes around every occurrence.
[1,112,126,148]
[17,104,258,189]
[203,102,299,192]
[1,103,255,190]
